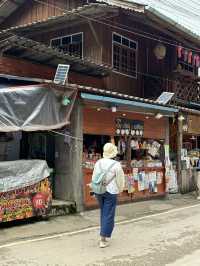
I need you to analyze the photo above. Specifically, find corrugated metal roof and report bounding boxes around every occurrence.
[0,35,111,76]
[0,3,118,34]
[67,82,200,115]
[125,0,200,38]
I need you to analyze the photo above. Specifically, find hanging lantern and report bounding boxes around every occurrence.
[154,43,166,60]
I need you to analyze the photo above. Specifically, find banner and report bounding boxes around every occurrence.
[0,178,52,222]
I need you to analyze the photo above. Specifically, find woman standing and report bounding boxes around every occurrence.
[92,143,125,248]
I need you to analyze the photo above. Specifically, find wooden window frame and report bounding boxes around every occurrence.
[50,32,84,59]
[112,32,138,79]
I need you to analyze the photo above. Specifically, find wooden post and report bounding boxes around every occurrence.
[177,116,183,192]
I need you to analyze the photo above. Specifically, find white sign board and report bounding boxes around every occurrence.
[54,64,70,85]
[155,92,174,105]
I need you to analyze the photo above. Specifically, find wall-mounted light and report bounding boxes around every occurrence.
[178,114,185,121]
[155,113,163,119]
[122,113,126,117]
[97,108,101,112]
[62,95,71,106]
[111,106,117,113]
[183,124,188,132]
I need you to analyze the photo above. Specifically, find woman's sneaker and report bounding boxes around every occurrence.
[99,240,109,248]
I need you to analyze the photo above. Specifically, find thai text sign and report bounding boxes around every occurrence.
[0,178,52,222]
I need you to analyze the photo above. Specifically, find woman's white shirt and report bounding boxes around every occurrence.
[92,158,125,194]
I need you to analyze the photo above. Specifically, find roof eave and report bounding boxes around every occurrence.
[95,0,145,12]
[146,7,200,46]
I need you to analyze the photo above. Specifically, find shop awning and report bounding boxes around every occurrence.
[81,92,178,116]
[0,84,77,132]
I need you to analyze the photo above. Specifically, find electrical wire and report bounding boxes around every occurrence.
[49,130,83,142]
[28,0,200,88]
[0,0,198,91]
[149,0,200,20]
[31,0,200,53]
[0,30,186,86]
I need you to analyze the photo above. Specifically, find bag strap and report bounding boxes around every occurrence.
[105,172,117,186]
[102,161,118,185]
[99,161,116,175]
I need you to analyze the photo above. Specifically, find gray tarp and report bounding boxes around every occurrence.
[0,85,76,132]
[0,160,50,192]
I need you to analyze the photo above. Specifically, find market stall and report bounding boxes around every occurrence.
[0,83,77,221]
[180,114,200,192]
[0,160,51,222]
[82,98,176,208]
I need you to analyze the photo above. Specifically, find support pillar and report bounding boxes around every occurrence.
[177,117,183,192]
[55,99,84,212]
[70,99,84,212]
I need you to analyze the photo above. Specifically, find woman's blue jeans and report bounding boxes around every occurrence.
[95,192,117,238]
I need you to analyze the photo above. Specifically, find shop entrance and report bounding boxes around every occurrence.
[83,107,168,208]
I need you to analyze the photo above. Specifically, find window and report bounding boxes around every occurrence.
[112,33,138,78]
[50,32,83,59]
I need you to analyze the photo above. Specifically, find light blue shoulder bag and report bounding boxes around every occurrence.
[91,161,117,195]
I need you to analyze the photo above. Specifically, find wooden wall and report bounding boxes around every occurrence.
[0,56,55,79]
[101,15,176,97]
[33,22,103,66]
[188,115,200,135]
[1,0,85,29]
[0,56,104,88]
[30,16,176,96]
[1,4,177,98]
[83,107,167,140]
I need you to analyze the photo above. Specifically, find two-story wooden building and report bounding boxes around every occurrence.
[0,0,199,210]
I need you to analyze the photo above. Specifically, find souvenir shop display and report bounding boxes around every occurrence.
[82,108,167,207]
[83,132,165,195]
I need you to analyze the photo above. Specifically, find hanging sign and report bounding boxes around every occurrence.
[177,46,200,67]
[116,118,144,137]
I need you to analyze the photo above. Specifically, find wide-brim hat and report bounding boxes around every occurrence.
[103,143,118,159]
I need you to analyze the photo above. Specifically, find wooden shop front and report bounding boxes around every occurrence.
[81,94,176,208]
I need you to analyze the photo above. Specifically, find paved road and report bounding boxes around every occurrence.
[1,203,200,266]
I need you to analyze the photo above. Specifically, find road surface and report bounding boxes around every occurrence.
[1,203,200,266]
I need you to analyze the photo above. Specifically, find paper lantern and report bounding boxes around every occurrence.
[154,43,166,60]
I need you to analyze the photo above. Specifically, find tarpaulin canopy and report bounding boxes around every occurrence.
[0,84,77,132]
[0,160,50,192]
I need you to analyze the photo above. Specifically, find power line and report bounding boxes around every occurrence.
[32,0,200,53]
[1,0,198,88]
[50,130,83,142]
[149,0,200,20]
[0,31,184,86]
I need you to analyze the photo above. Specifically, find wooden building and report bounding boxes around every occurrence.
[0,0,199,209]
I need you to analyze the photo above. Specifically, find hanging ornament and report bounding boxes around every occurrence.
[184,50,188,62]
[193,54,200,67]
[188,51,193,64]
[154,43,166,60]
[177,46,183,58]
